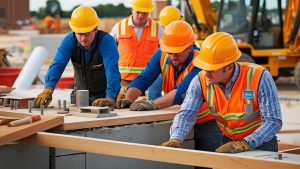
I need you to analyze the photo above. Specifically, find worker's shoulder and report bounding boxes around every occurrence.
[99,32,115,42]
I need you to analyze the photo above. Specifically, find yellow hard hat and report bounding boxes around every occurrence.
[159,6,182,27]
[160,20,196,53]
[131,0,153,12]
[193,32,241,71]
[69,5,101,33]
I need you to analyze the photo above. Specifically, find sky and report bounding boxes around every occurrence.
[29,0,130,11]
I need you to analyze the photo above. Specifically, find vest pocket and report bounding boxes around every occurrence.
[144,38,158,56]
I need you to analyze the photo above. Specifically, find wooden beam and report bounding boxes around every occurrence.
[280,148,300,155]
[279,143,300,151]
[279,130,300,134]
[20,132,300,169]
[0,112,64,146]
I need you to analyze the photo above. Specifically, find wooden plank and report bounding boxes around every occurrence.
[280,148,300,155]
[0,111,64,146]
[279,130,300,134]
[69,112,117,118]
[279,143,300,151]
[59,109,177,130]
[20,132,300,169]
[0,105,180,131]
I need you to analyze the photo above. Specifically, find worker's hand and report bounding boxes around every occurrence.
[34,88,53,108]
[161,139,181,148]
[92,98,115,107]
[115,99,132,109]
[129,100,158,111]
[215,140,250,153]
[117,86,127,100]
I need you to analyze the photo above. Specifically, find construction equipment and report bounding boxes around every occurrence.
[177,0,300,88]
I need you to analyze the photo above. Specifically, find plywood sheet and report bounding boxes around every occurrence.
[0,111,64,146]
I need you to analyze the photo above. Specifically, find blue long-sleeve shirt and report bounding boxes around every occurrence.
[45,32,121,99]
[170,63,282,149]
[128,48,201,104]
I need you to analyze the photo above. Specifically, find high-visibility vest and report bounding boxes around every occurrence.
[118,17,159,81]
[199,62,265,140]
[160,50,214,123]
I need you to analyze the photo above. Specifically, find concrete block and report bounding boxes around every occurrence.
[85,121,194,169]
[0,143,48,169]
[54,153,86,169]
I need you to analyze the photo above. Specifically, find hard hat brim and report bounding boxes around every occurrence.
[160,34,196,53]
[69,18,100,33]
[132,6,153,13]
[193,50,241,71]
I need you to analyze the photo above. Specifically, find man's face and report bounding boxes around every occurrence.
[75,29,97,50]
[203,66,230,85]
[132,10,149,27]
[167,46,192,69]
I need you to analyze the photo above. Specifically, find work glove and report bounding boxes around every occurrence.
[215,140,250,153]
[161,139,181,148]
[129,100,158,111]
[115,99,132,109]
[117,86,127,100]
[34,88,53,108]
[92,98,115,107]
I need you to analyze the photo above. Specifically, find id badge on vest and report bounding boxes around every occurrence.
[242,90,258,122]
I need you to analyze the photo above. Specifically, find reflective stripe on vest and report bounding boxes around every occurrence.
[159,50,214,123]
[200,63,265,140]
[119,66,144,74]
[160,50,198,93]
[118,17,159,81]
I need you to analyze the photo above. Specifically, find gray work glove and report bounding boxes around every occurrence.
[129,100,158,111]
[115,99,132,109]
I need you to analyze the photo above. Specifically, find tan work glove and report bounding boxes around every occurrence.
[117,86,127,100]
[34,88,53,108]
[92,98,115,107]
[215,140,250,153]
[129,100,158,111]
[161,139,181,148]
[115,99,132,109]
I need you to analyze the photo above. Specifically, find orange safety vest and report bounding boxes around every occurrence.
[118,17,159,81]
[199,63,265,140]
[160,50,214,123]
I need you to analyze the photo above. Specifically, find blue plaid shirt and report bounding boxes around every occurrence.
[170,63,282,149]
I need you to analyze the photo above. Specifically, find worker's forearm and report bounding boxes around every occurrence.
[152,89,176,109]
[244,117,282,149]
[125,87,142,102]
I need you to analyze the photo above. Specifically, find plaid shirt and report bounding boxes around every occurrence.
[170,63,282,149]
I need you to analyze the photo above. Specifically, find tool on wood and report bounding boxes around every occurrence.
[8,115,41,127]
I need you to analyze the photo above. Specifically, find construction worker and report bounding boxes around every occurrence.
[110,0,164,101]
[161,32,282,154]
[159,6,183,27]
[34,5,120,108]
[43,15,54,33]
[116,21,222,156]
